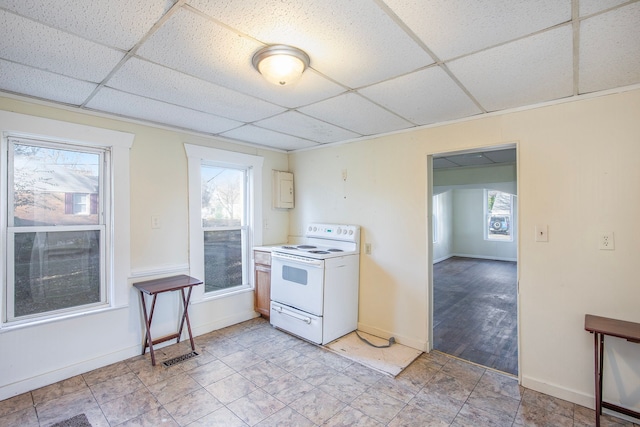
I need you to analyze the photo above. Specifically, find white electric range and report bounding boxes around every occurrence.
[270,223,360,344]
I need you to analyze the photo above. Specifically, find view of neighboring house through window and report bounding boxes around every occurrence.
[485,189,513,242]
[201,164,247,293]
[6,138,106,322]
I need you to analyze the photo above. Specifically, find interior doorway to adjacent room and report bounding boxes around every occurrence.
[429,145,519,376]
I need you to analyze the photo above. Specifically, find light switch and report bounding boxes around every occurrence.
[535,225,548,242]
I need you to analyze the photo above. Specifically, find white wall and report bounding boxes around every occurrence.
[432,191,452,263]
[289,88,640,412]
[451,188,517,261]
[0,96,289,400]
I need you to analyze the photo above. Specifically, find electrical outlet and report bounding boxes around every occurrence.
[151,215,161,229]
[599,232,614,250]
[365,243,372,255]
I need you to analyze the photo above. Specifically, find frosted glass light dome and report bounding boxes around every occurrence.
[252,45,310,86]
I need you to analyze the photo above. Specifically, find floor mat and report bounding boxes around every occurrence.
[326,331,422,377]
[51,413,92,427]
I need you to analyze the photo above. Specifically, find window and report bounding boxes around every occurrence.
[185,145,263,298]
[201,165,246,292]
[6,138,107,322]
[484,189,513,242]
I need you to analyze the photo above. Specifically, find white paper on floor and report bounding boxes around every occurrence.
[325,331,423,377]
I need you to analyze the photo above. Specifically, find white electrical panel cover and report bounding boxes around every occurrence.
[273,170,294,209]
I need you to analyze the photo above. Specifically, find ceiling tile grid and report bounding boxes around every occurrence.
[359,66,483,125]
[0,9,124,82]
[255,111,361,144]
[579,0,630,16]
[221,125,320,151]
[447,25,574,112]
[86,88,243,135]
[188,0,435,88]
[107,58,286,122]
[0,0,639,151]
[578,2,640,94]
[0,59,98,105]
[298,92,413,136]
[0,0,173,50]
[381,0,572,61]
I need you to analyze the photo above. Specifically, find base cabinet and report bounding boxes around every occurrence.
[254,250,271,318]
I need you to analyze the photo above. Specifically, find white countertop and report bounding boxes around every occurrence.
[253,244,287,252]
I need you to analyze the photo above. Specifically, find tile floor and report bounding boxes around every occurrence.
[0,317,637,427]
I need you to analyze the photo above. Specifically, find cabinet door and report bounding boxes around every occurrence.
[254,264,271,318]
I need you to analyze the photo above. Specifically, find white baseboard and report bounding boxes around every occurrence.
[521,375,593,409]
[191,311,260,337]
[433,255,453,264]
[357,322,427,352]
[451,253,517,262]
[0,345,141,401]
[0,309,259,402]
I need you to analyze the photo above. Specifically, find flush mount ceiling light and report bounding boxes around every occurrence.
[252,45,310,86]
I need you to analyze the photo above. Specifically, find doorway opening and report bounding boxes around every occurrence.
[429,145,518,376]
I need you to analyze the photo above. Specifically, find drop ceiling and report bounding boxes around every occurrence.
[0,0,639,152]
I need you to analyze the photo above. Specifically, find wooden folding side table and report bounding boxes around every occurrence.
[585,314,640,426]
[134,275,203,366]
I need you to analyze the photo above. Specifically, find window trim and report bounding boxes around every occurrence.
[184,144,263,301]
[0,110,133,329]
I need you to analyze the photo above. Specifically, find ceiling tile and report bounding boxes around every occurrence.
[0,9,124,82]
[359,66,481,125]
[298,92,413,136]
[579,3,640,94]
[443,153,495,167]
[433,158,459,169]
[383,0,571,60]
[108,58,285,122]
[579,0,629,16]
[0,60,97,105]
[0,0,174,50]
[254,111,360,144]
[86,88,242,135]
[447,25,573,112]
[187,0,434,88]
[221,125,319,151]
[483,149,517,163]
[136,7,344,108]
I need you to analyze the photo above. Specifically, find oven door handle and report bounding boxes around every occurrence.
[272,252,324,267]
[273,305,312,324]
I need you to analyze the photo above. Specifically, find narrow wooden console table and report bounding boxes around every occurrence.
[584,314,640,426]
[134,275,202,366]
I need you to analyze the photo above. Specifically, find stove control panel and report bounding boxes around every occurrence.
[307,223,360,242]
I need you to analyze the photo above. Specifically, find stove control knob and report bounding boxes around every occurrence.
[313,226,317,232]
[348,230,353,235]
[337,228,342,235]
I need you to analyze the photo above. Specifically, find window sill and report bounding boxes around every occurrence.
[0,303,127,333]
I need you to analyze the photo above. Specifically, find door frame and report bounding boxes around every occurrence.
[426,142,521,381]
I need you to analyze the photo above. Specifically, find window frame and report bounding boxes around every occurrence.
[5,137,108,323]
[0,110,133,329]
[184,144,263,301]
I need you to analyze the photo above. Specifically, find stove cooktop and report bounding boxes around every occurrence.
[273,243,358,259]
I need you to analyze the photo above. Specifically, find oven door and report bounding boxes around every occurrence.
[271,252,324,316]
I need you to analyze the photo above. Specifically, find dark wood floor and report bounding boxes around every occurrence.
[433,256,518,375]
